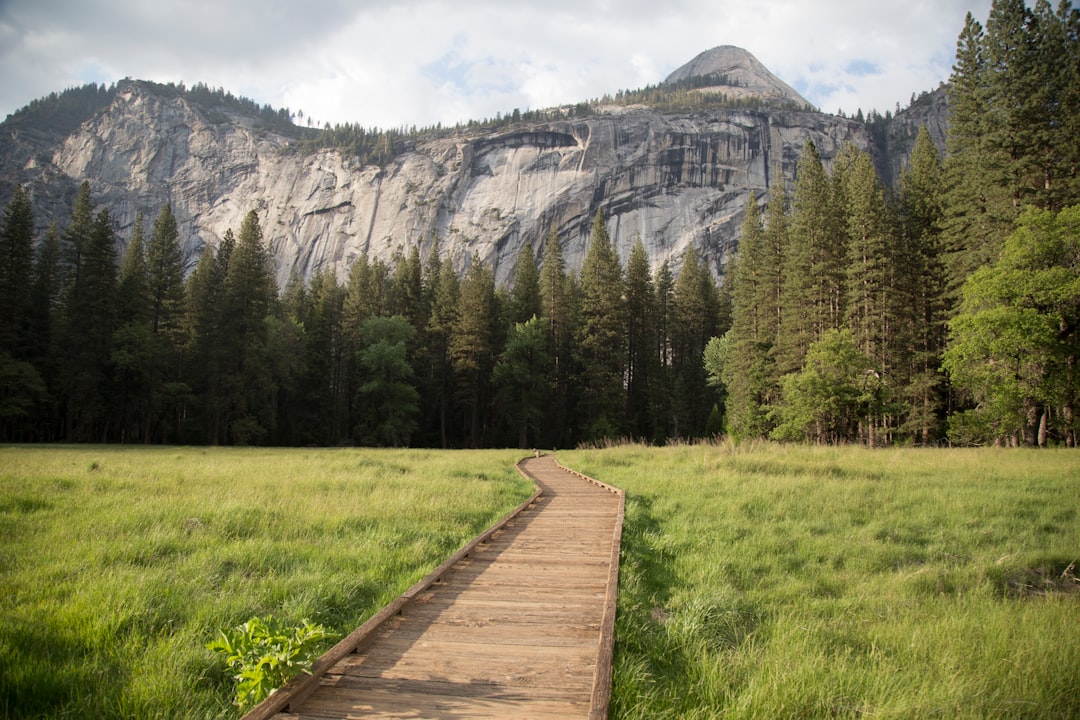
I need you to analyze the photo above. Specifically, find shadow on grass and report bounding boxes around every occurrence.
[0,621,126,718]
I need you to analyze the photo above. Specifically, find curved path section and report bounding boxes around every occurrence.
[244,454,624,720]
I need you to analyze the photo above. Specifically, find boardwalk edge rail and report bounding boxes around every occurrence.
[239,459,543,720]
[553,457,626,720]
[239,453,624,720]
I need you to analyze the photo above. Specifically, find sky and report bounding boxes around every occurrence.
[0,0,994,130]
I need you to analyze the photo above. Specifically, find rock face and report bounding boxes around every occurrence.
[877,86,950,187]
[0,51,946,287]
[664,45,814,110]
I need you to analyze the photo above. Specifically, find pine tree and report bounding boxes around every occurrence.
[761,180,789,400]
[427,257,460,447]
[574,210,625,440]
[185,232,234,444]
[59,181,95,311]
[222,210,277,444]
[147,205,185,340]
[724,191,773,437]
[509,242,541,325]
[451,257,496,448]
[295,269,346,445]
[113,213,152,441]
[390,246,426,334]
[624,237,656,439]
[116,214,149,323]
[355,316,420,447]
[0,186,44,439]
[776,139,844,376]
[898,127,948,442]
[61,206,118,441]
[652,259,675,438]
[838,145,895,445]
[671,249,722,438]
[942,11,1017,305]
[983,0,1037,209]
[24,225,61,438]
[493,316,552,448]
[538,229,573,446]
[0,185,35,355]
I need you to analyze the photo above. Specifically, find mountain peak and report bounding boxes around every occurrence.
[664,45,813,110]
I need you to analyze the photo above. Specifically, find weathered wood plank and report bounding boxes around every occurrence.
[242,454,624,720]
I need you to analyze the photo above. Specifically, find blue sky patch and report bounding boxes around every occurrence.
[844,59,880,77]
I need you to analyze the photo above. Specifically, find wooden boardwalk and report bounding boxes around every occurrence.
[244,455,624,720]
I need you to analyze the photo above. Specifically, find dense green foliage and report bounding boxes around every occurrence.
[3,3,1077,449]
[564,443,1080,719]
[722,0,1080,447]
[0,446,532,719]
[0,191,726,447]
[206,616,331,710]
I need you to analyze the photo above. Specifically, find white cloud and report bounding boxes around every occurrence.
[1,0,994,127]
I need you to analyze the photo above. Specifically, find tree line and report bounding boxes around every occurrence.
[0,185,727,447]
[2,0,1075,449]
[716,0,1079,447]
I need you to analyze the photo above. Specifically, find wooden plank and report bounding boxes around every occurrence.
[241,454,624,720]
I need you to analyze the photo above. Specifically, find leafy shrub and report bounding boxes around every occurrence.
[207,615,332,710]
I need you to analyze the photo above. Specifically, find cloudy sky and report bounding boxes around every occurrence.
[0,0,992,129]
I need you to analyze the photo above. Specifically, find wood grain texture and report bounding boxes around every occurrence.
[242,455,624,720]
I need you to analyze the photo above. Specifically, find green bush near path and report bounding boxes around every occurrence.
[0,446,532,719]
[562,443,1080,719]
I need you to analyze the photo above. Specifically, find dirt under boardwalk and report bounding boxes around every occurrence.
[277,455,623,720]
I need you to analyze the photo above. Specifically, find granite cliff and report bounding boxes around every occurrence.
[0,46,946,286]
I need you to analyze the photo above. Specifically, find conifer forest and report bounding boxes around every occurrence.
[0,0,1077,448]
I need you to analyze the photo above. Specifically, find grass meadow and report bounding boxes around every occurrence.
[562,443,1080,719]
[0,446,533,719]
[1,444,1077,719]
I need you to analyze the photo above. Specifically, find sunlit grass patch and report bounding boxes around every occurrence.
[0,446,532,719]
[564,443,1080,720]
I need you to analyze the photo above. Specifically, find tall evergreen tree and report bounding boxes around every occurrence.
[0,186,43,439]
[59,181,95,311]
[61,207,118,441]
[493,316,552,448]
[624,237,656,439]
[185,231,235,444]
[671,249,722,438]
[222,210,277,444]
[538,229,573,446]
[390,245,426,334]
[426,256,460,447]
[0,185,35,355]
[355,316,420,447]
[942,11,1018,305]
[112,214,152,441]
[147,205,185,340]
[898,127,948,442]
[651,259,676,439]
[508,242,541,325]
[777,139,845,376]
[724,191,774,437]
[116,214,148,323]
[292,269,346,445]
[838,145,895,445]
[574,210,625,440]
[23,225,61,438]
[451,257,496,448]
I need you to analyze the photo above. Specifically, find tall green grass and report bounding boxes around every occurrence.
[563,443,1080,720]
[0,446,532,719]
